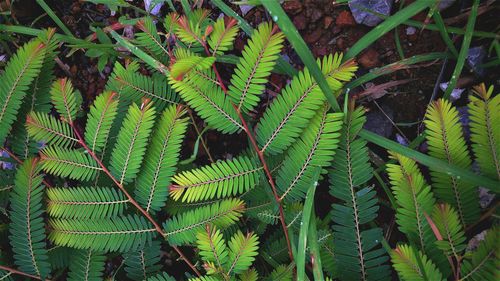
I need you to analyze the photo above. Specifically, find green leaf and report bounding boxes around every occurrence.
[135,105,188,213]
[47,186,128,219]
[0,39,47,144]
[40,147,101,181]
[431,204,467,258]
[460,227,498,281]
[67,249,105,281]
[196,225,229,273]
[110,100,156,185]
[227,22,284,113]
[9,158,50,278]
[208,17,240,55]
[84,91,119,153]
[163,198,245,246]
[26,111,79,148]
[391,244,444,281]
[226,231,259,276]
[124,240,162,280]
[49,215,157,252]
[50,78,82,123]
[171,155,261,203]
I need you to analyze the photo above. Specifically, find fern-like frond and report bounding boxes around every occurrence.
[460,227,499,281]
[227,22,284,113]
[431,204,466,258]
[169,68,243,134]
[170,48,216,79]
[387,153,449,275]
[9,158,49,278]
[424,99,479,225]
[26,112,78,148]
[84,91,119,152]
[267,264,293,281]
[135,105,188,213]
[113,67,178,110]
[124,240,162,281]
[47,246,73,270]
[110,100,156,185]
[173,9,210,45]
[256,54,357,155]
[171,155,261,203]
[197,225,229,273]
[0,39,47,144]
[277,105,343,202]
[136,17,169,62]
[9,30,58,159]
[49,215,157,252]
[329,107,390,281]
[226,231,259,276]
[67,249,105,281]
[50,78,82,123]
[391,244,444,281]
[163,198,245,246]
[469,84,500,180]
[208,17,239,55]
[239,268,259,281]
[47,186,128,219]
[40,147,101,181]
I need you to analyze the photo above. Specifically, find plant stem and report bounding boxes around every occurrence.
[232,104,294,262]
[0,265,41,280]
[70,120,201,277]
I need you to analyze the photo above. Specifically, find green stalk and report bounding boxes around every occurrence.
[35,0,73,36]
[443,0,479,99]
[345,0,431,60]
[261,1,341,111]
[432,11,459,57]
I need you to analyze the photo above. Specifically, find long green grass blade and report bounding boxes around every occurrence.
[359,129,500,192]
[345,0,430,60]
[35,0,73,36]
[296,168,321,280]
[261,1,341,111]
[308,217,324,281]
[432,11,459,57]
[443,0,479,99]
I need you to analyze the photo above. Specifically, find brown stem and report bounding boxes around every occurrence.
[0,265,41,280]
[232,103,294,262]
[202,43,228,94]
[70,123,201,277]
[1,146,53,188]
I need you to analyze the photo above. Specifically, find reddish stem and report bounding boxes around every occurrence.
[202,43,229,94]
[0,265,41,280]
[70,122,201,277]
[232,104,294,262]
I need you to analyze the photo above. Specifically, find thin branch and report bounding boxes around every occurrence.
[70,121,201,277]
[0,265,41,280]
[187,109,214,163]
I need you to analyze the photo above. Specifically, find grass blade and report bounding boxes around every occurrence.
[261,1,341,111]
[359,129,500,192]
[35,0,73,36]
[308,217,324,281]
[443,0,479,99]
[296,168,321,280]
[345,1,430,60]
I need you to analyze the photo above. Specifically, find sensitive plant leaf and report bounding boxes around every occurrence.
[124,240,162,280]
[169,68,243,134]
[391,244,444,281]
[330,107,390,281]
[135,105,188,213]
[208,17,240,55]
[110,100,156,185]
[9,159,50,278]
[425,99,480,225]
[276,105,343,202]
[227,22,284,113]
[226,231,259,276]
[0,39,47,144]
[256,54,357,155]
[196,225,229,272]
[67,249,105,281]
[468,84,500,180]
[50,78,82,123]
[430,204,467,257]
[170,48,216,79]
[171,155,261,203]
[136,17,169,62]
[84,91,119,153]
[26,112,79,148]
[40,147,101,181]
[147,272,176,281]
[163,198,245,246]
[460,227,499,281]
[49,215,157,253]
[47,186,128,219]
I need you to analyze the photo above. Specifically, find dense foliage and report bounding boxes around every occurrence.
[0,1,498,281]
